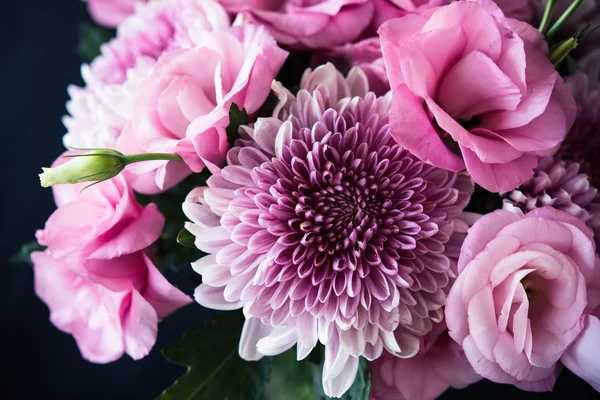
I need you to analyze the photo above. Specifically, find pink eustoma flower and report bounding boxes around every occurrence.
[118,24,288,194]
[379,0,576,192]
[85,0,147,28]
[33,171,191,362]
[445,207,600,391]
[237,0,375,49]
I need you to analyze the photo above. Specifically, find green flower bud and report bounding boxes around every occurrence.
[39,150,125,188]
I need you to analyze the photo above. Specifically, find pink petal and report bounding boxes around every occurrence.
[122,290,158,360]
[239,317,273,361]
[399,26,467,98]
[437,51,522,119]
[467,286,500,361]
[421,1,502,60]
[378,14,428,91]
[461,146,537,192]
[561,315,600,391]
[457,209,522,272]
[389,84,464,172]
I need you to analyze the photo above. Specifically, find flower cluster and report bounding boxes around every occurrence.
[29,0,600,398]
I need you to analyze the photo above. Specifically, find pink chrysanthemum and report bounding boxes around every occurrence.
[502,156,600,248]
[63,0,229,149]
[183,64,473,397]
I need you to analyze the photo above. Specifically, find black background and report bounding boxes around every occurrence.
[1,1,598,398]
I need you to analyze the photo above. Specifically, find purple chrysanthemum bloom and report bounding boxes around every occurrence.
[183,63,473,397]
[502,156,600,248]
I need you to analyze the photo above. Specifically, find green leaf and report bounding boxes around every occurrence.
[176,228,196,249]
[341,357,371,400]
[158,312,273,400]
[10,241,45,265]
[266,346,370,400]
[265,348,317,400]
[77,23,115,62]
[226,103,249,147]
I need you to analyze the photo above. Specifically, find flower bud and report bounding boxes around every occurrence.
[39,150,125,188]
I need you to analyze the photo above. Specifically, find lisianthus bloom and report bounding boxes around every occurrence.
[560,49,600,184]
[502,156,600,249]
[370,322,481,400]
[63,0,231,192]
[85,0,147,28]
[379,0,576,192]
[445,207,600,391]
[32,250,190,363]
[33,169,191,362]
[236,0,375,49]
[183,63,473,397]
[118,24,288,194]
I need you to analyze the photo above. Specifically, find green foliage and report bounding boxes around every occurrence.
[266,346,371,400]
[10,241,45,265]
[158,312,273,400]
[77,23,114,62]
[226,103,249,147]
[176,228,196,249]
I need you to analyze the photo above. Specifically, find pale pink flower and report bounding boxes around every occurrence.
[183,64,473,397]
[238,0,375,49]
[85,0,147,28]
[445,207,600,391]
[118,24,288,194]
[63,0,231,191]
[379,0,576,192]
[32,250,190,363]
[370,323,481,400]
[33,169,191,362]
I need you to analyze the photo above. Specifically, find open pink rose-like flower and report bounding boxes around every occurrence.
[445,207,600,391]
[379,0,576,192]
[183,64,474,397]
[85,0,147,28]
[33,170,191,362]
[36,170,165,287]
[118,24,288,194]
[238,0,375,49]
[370,322,481,400]
[63,0,231,191]
[32,250,190,363]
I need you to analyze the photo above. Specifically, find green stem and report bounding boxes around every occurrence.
[539,0,557,34]
[123,153,183,164]
[546,0,585,40]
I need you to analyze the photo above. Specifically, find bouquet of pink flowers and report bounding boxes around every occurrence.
[19,0,600,398]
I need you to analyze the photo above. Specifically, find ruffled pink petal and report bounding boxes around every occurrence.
[461,146,537,192]
[421,1,502,60]
[122,290,159,360]
[437,51,522,119]
[389,85,464,172]
[561,315,600,391]
[378,14,428,91]
[399,26,466,98]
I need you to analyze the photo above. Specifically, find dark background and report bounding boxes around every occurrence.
[1,1,598,399]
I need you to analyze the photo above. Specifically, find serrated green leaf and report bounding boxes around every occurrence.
[77,23,115,62]
[176,228,196,249]
[158,312,273,400]
[226,103,249,147]
[10,241,45,265]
